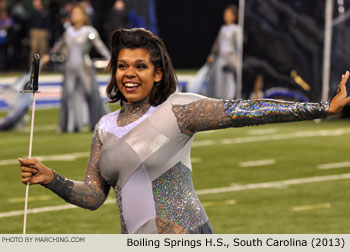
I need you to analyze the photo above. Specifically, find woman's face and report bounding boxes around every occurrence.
[116,48,162,103]
[223,8,236,24]
[71,7,86,25]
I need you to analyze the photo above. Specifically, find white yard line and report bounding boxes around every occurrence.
[0,152,89,166]
[192,128,350,147]
[176,74,194,82]
[8,195,51,203]
[202,199,236,207]
[3,128,347,166]
[0,199,115,219]
[196,173,350,195]
[192,139,217,147]
[197,131,215,135]
[292,203,331,212]
[2,127,347,166]
[0,198,234,219]
[1,173,350,218]
[247,128,278,136]
[1,153,199,166]
[19,124,58,132]
[239,159,276,167]
[318,162,350,170]
[191,157,202,163]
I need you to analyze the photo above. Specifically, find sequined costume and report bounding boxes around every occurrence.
[44,93,329,233]
[50,25,111,132]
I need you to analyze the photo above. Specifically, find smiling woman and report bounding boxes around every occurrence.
[18,28,350,234]
[106,28,177,106]
[115,48,163,103]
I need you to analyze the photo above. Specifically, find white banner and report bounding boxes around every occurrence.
[0,234,349,252]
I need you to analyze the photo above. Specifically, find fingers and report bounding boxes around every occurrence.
[21,174,41,185]
[21,167,38,178]
[19,158,41,185]
[18,158,38,167]
[22,178,30,184]
[21,172,33,178]
[22,177,40,185]
[21,177,36,185]
[21,166,38,175]
[19,158,39,174]
[21,173,33,185]
[339,71,349,89]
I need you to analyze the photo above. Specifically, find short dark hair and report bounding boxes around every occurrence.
[106,28,177,106]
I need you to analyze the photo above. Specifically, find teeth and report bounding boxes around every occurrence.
[124,83,140,87]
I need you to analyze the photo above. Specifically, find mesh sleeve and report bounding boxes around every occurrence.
[172,98,329,134]
[43,131,110,210]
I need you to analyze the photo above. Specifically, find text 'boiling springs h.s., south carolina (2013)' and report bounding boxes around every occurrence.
[126,237,345,249]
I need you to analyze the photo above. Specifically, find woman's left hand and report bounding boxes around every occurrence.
[328,71,350,116]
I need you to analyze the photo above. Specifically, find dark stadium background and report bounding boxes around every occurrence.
[6,0,350,104]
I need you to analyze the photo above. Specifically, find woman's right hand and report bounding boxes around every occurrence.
[18,158,54,185]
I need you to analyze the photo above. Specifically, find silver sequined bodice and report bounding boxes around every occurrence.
[97,95,209,233]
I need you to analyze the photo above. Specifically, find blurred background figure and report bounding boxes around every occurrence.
[104,0,129,45]
[11,0,28,20]
[185,63,210,95]
[29,0,51,66]
[42,4,110,133]
[0,73,31,130]
[59,1,74,31]
[8,0,28,70]
[91,0,157,46]
[0,0,13,71]
[125,0,158,34]
[206,4,242,99]
[80,0,94,20]
[250,74,264,99]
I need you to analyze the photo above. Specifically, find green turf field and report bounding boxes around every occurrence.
[0,107,350,234]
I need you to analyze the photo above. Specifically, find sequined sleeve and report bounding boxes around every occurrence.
[43,131,110,210]
[172,98,329,135]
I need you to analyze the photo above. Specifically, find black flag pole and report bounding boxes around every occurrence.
[21,54,41,234]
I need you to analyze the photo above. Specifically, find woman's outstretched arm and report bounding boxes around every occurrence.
[173,72,350,135]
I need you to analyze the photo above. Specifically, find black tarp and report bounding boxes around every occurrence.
[242,0,326,101]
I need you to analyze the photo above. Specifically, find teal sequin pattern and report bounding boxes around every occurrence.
[152,162,208,231]
[223,99,329,127]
